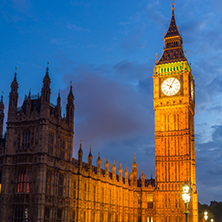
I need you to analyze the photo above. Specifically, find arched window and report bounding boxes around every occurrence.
[22,130,30,148]
[17,169,30,193]
[48,132,54,155]
[60,139,65,159]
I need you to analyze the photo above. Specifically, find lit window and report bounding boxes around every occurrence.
[0,171,2,194]
[147,194,153,208]
[17,170,30,193]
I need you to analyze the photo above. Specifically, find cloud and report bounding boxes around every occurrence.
[119,14,141,26]
[196,124,222,202]
[59,61,154,175]
[66,22,90,32]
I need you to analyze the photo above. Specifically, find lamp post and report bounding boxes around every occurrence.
[204,211,208,221]
[182,183,190,222]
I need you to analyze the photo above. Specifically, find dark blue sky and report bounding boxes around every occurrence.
[1,0,222,204]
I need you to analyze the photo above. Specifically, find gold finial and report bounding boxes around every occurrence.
[155,53,158,64]
[172,0,175,10]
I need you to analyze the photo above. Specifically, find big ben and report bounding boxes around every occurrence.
[153,3,198,222]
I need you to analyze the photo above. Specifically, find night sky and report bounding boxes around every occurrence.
[1,0,222,204]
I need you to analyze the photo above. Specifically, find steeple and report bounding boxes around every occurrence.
[56,92,61,118]
[97,152,101,174]
[157,2,186,65]
[26,90,31,114]
[105,156,109,176]
[118,162,123,183]
[41,66,51,115]
[112,159,116,180]
[131,155,138,186]
[124,165,129,185]
[66,84,75,126]
[78,140,83,170]
[8,72,19,119]
[0,95,4,139]
[88,148,93,167]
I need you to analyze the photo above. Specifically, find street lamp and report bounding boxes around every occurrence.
[204,211,208,221]
[182,183,190,222]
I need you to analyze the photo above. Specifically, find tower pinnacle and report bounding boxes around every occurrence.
[172,0,175,11]
[156,3,186,65]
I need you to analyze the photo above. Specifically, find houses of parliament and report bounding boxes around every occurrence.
[0,4,198,222]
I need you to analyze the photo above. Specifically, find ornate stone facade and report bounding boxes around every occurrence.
[0,5,198,222]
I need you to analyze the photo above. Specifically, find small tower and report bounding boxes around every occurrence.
[141,169,145,188]
[124,165,129,185]
[78,141,83,171]
[66,85,74,127]
[0,95,4,139]
[118,163,123,183]
[41,66,51,116]
[105,156,109,177]
[97,152,101,174]
[26,91,31,114]
[56,92,61,118]
[88,148,93,170]
[112,159,116,181]
[131,155,138,186]
[8,72,19,120]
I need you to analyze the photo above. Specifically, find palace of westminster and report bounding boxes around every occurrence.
[0,4,198,222]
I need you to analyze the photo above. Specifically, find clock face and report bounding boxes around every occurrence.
[161,77,180,96]
[191,81,194,100]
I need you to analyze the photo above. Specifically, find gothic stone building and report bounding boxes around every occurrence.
[0,5,198,222]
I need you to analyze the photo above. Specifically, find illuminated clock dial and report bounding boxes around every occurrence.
[161,77,180,96]
[191,81,194,100]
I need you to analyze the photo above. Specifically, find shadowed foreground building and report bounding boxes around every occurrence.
[0,5,198,222]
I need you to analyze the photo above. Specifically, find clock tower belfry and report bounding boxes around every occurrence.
[153,3,198,222]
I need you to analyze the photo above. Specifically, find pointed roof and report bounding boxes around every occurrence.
[11,72,19,89]
[156,3,187,65]
[68,83,74,102]
[43,66,51,86]
[165,8,180,38]
[0,95,4,110]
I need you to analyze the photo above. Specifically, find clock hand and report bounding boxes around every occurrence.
[170,78,175,87]
[167,84,172,89]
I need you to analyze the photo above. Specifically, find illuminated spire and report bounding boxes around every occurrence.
[172,0,175,11]
[156,2,186,65]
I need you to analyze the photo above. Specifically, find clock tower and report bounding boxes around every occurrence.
[153,3,198,222]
